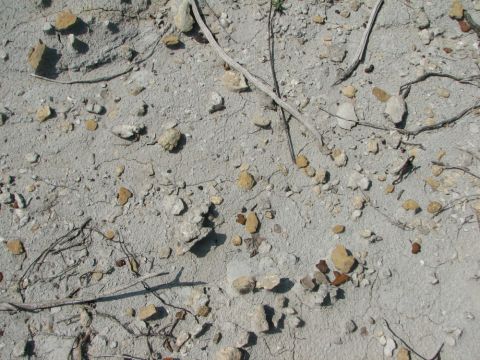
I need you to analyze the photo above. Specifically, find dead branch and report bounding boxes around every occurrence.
[431,161,480,181]
[190,0,329,154]
[334,0,384,84]
[0,271,168,312]
[400,72,480,96]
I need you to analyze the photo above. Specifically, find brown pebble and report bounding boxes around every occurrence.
[385,184,395,194]
[138,304,157,321]
[236,214,246,225]
[85,119,98,131]
[316,260,330,274]
[115,259,126,267]
[6,240,25,255]
[332,224,345,234]
[237,171,255,190]
[118,187,132,206]
[458,19,470,32]
[331,271,350,286]
[443,47,453,54]
[104,229,115,240]
[245,212,259,233]
[28,40,46,70]
[402,199,420,212]
[55,9,78,30]
[197,305,211,317]
[372,87,391,102]
[295,154,309,168]
[411,242,421,254]
[427,201,442,214]
[162,34,180,47]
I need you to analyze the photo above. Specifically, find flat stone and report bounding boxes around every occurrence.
[232,276,256,294]
[138,304,157,321]
[256,274,280,290]
[427,201,442,214]
[449,0,464,19]
[173,0,194,32]
[372,87,391,102]
[36,105,52,122]
[6,239,25,255]
[252,114,271,127]
[158,128,182,152]
[159,246,172,259]
[397,347,411,360]
[161,34,180,47]
[336,102,357,130]
[332,148,348,167]
[437,88,450,98]
[312,15,325,24]
[111,124,144,139]
[342,85,357,98]
[163,195,185,215]
[208,92,225,113]
[332,224,345,234]
[118,187,133,206]
[55,9,78,30]
[28,40,46,71]
[215,347,242,360]
[85,119,98,131]
[295,154,309,168]
[251,305,269,333]
[385,95,407,125]
[210,195,224,205]
[245,212,259,233]
[222,70,249,92]
[237,171,255,190]
[402,199,420,212]
[331,244,355,273]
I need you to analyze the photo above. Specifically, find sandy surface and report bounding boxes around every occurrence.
[1,0,480,359]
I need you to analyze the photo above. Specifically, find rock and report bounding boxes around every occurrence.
[336,102,357,130]
[215,347,242,360]
[210,195,224,205]
[115,165,125,177]
[55,9,78,30]
[427,201,442,214]
[431,164,443,176]
[331,244,355,273]
[245,212,259,233]
[232,276,256,294]
[251,305,269,333]
[303,166,316,177]
[367,139,379,154]
[67,34,81,51]
[332,148,348,167]
[158,128,182,151]
[397,347,411,360]
[411,242,421,254]
[312,15,325,24]
[222,70,249,92]
[208,92,225,113]
[163,195,185,215]
[174,202,212,255]
[86,103,105,114]
[416,8,430,29]
[329,45,347,63]
[252,114,271,127]
[43,23,55,34]
[353,195,365,210]
[314,168,328,184]
[287,316,302,328]
[231,235,242,246]
[85,119,98,131]
[104,229,115,240]
[344,319,357,333]
[419,29,433,45]
[256,274,280,290]
[295,154,309,168]
[25,152,39,163]
[159,246,172,259]
[342,85,357,98]
[118,187,133,206]
[111,124,144,139]
[385,95,407,125]
[300,275,316,290]
[173,0,194,33]
[237,171,255,190]
[402,199,420,212]
[138,304,157,321]
[6,239,25,255]
[385,184,395,193]
[332,224,345,234]
[384,337,396,357]
[372,87,391,102]
[36,105,52,122]
[28,40,46,71]
[437,88,450,98]
[449,0,464,19]
[161,34,180,47]
[235,330,251,348]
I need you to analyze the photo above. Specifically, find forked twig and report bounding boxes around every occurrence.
[189,0,329,154]
[334,0,384,84]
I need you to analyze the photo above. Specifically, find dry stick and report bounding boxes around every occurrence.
[431,161,480,181]
[400,72,480,95]
[334,0,384,85]
[0,271,168,312]
[189,0,329,154]
[268,2,296,163]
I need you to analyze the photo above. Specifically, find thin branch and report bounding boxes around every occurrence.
[334,0,384,85]
[400,72,480,96]
[0,271,168,312]
[431,161,480,181]
[189,0,329,154]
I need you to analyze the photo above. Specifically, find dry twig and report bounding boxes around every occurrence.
[431,161,480,181]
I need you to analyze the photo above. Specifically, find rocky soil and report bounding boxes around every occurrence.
[1,0,480,359]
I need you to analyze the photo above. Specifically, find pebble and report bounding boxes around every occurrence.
[372,87,391,102]
[314,168,328,184]
[353,195,365,210]
[332,148,348,167]
[245,212,259,233]
[300,275,316,290]
[231,235,242,246]
[215,347,242,360]
[235,331,251,348]
[287,316,302,328]
[25,152,39,163]
[237,171,255,190]
[385,95,407,125]
[344,319,357,333]
[163,195,185,215]
[295,154,309,168]
[411,242,421,254]
[256,274,280,290]
[303,166,315,177]
[118,187,133,206]
[437,88,450,98]
[431,164,443,176]
[161,34,180,47]
[402,199,420,212]
[449,0,464,19]
[111,124,144,139]
[419,29,433,45]
[36,105,52,122]
[367,139,379,154]
[329,45,347,63]
[427,201,442,214]
[312,15,325,24]
[385,184,395,194]
[86,103,104,114]
[104,229,115,240]
[331,244,355,273]
[416,8,430,29]
[28,40,46,70]
[210,195,224,205]
[208,92,225,113]
[55,9,78,30]
[332,224,345,234]
[384,337,396,357]
[158,128,182,151]
[6,239,25,255]
[336,102,357,130]
[342,85,357,98]
[43,22,54,34]
[252,114,271,127]
[115,165,125,177]
[173,0,194,32]
[85,119,98,131]
[222,70,249,92]
[159,246,172,259]
[232,276,256,294]
[138,304,158,321]
[397,347,411,360]
[251,305,269,333]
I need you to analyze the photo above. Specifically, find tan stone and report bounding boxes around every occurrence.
[6,240,25,255]
[55,10,78,30]
[448,0,464,19]
[138,304,157,321]
[215,347,242,360]
[28,41,46,71]
[237,171,255,190]
[245,212,259,233]
[162,34,180,46]
[312,15,325,24]
[367,139,379,154]
[332,224,345,234]
[197,305,211,317]
[397,347,410,360]
[85,119,98,131]
[427,201,442,214]
[431,164,443,176]
[342,85,357,98]
[372,87,391,102]
[402,199,420,212]
[232,276,256,294]
[303,165,316,177]
[118,187,132,206]
[104,229,116,240]
[231,235,242,246]
[222,70,249,92]
[295,154,309,168]
[210,195,224,205]
[385,184,395,193]
[331,244,355,273]
[425,177,440,190]
[36,105,52,122]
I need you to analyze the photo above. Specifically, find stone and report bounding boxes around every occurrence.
[86,103,104,114]
[295,154,309,168]
[43,23,55,34]
[210,195,224,205]
[28,40,47,71]
[252,114,271,127]
[222,70,249,92]
[104,229,115,240]
[25,152,39,163]
[384,337,396,357]
[329,45,347,63]
[342,85,357,98]
[314,168,328,184]
[331,244,355,273]
[300,275,316,290]
[303,166,316,177]
[332,148,348,167]
[344,319,357,333]
[158,128,182,151]
[385,95,407,125]
[173,0,194,33]
[336,102,357,130]
[115,165,125,177]
[55,9,78,30]
[353,195,365,210]
[256,274,280,290]
[427,201,442,214]
[231,235,242,246]
[36,105,52,122]
[215,347,242,360]
[402,199,420,212]
[111,124,144,139]
[419,29,433,45]
[118,187,132,206]
[332,224,345,234]
[163,195,185,215]
[138,304,157,321]
[159,246,172,259]
[431,164,443,176]
[85,119,98,131]
[245,212,259,233]
[237,171,255,190]
[161,34,180,47]
[385,184,395,193]
[312,15,325,24]
[251,305,269,333]
[208,92,225,113]
[449,0,464,19]
[372,87,391,102]
[6,239,25,255]
[232,276,256,294]
[367,139,379,154]
[397,347,410,360]
[416,8,430,29]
